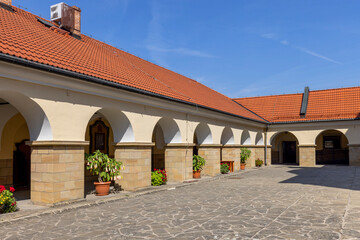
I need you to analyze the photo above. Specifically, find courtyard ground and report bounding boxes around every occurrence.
[1,165,360,239]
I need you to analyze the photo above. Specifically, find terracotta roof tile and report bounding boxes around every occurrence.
[234,86,360,123]
[0,6,264,122]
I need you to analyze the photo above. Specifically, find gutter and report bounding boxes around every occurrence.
[0,53,268,124]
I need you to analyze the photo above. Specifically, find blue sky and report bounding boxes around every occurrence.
[12,0,360,97]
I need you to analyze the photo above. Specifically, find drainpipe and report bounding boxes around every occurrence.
[264,125,269,166]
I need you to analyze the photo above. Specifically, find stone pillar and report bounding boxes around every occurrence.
[298,144,316,167]
[266,145,272,166]
[240,145,266,167]
[221,145,241,171]
[165,143,194,182]
[0,159,12,188]
[198,144,221,176]
[28,141,88,206]
[114,142,153,191]
[349,144,360,166]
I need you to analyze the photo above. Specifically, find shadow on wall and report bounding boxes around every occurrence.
[280,165,360,191]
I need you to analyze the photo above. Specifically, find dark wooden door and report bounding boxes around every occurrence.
[283,141,296,163]
[13,139,31,187]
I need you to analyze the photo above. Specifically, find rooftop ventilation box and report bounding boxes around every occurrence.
[50,2,75,32]
[50,2,64,21]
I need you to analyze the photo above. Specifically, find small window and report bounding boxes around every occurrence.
[323,136,341,149]
[89,120,109,154]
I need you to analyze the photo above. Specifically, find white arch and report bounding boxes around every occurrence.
[255,132,264,145]
[97,108,135,142]
[241,130,251,145]
[154,117,182,144]
[194,123,213,144]
[315,129,349,145]
[0,92,53,141]
[221,127,235,145]
[270,131,299,145]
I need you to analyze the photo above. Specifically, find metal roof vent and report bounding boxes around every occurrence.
[300,86,310,117]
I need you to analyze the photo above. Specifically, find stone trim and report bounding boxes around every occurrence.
[114,142,155,147]
[239,145,267,148]
[348,144,360,147]
[298,144,317,147]
[222,144,242,148]
[26,141,89,147]
[165,143,196,148]
[198,144,222,148]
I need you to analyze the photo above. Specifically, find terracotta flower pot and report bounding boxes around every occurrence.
[193,170,201,179]
[240,163,246,170]
[94,181,111,196]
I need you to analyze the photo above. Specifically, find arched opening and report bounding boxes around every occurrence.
[255,132,264,145]
[271,131,299,165]
[221,127,234,145]
[315,130,349,165]
[241,130,251,145]
[193,123,212,156]
[151,118,181,171]
[0,93,52,200]
[85,112,115,194]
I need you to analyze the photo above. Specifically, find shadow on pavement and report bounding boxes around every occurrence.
[279,165,360,191]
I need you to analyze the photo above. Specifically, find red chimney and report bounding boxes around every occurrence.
[72,6,81,36]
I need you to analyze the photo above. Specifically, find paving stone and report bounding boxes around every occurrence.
[1,165,360,239]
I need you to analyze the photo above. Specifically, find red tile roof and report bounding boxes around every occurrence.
[0,6,265,122]
[234,86,360,123]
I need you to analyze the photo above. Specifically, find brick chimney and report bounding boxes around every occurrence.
[0,0,12,5]
[72,6,81,36]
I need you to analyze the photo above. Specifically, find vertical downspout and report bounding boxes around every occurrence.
[264,125,269,166]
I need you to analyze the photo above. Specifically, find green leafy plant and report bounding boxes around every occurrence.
[151,169,167,186]
[220,163,230,174]
[0,186,17,214]
[193,155,206,171]
[240,148,251,164]
[86,150,123,182]
[255,159,264,167]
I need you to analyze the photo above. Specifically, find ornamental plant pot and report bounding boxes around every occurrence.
[240,163,246,170]
[193,170,201,179]
[94,181,111,196]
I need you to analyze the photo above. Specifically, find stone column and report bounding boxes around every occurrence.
[165,143,194,182]
[348,144,360,166]
[221,145,241,171]
[266,145,272,166]
[198,144,221,176]
[298,144,316,167]
[28,141,88,206]
[114,142,153,191]
[240,145,266,167]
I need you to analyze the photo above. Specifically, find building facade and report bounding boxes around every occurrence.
[1,1,360,205]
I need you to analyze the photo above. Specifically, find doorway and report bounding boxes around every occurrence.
[13,139,31,188]
[282,141,296,164]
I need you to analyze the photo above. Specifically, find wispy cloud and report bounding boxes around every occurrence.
[146,46,215,58]
[261,33,341,64]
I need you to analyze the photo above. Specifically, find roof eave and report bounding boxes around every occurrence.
[0,52,267,124]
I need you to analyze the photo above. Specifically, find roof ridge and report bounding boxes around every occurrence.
[233,92,302,100]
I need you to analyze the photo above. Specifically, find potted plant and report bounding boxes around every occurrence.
[86,150,123,196]
[255,158,264,167]
[0,185,17,214]
[240,148,251,170]
[220,163,230,174]
[151,169,167,186]
[193,154,206,178]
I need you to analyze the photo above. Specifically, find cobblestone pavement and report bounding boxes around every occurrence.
[2,165,360,239]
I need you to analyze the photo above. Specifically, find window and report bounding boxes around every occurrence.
[323,136,341,149]
[89,119,109,154]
